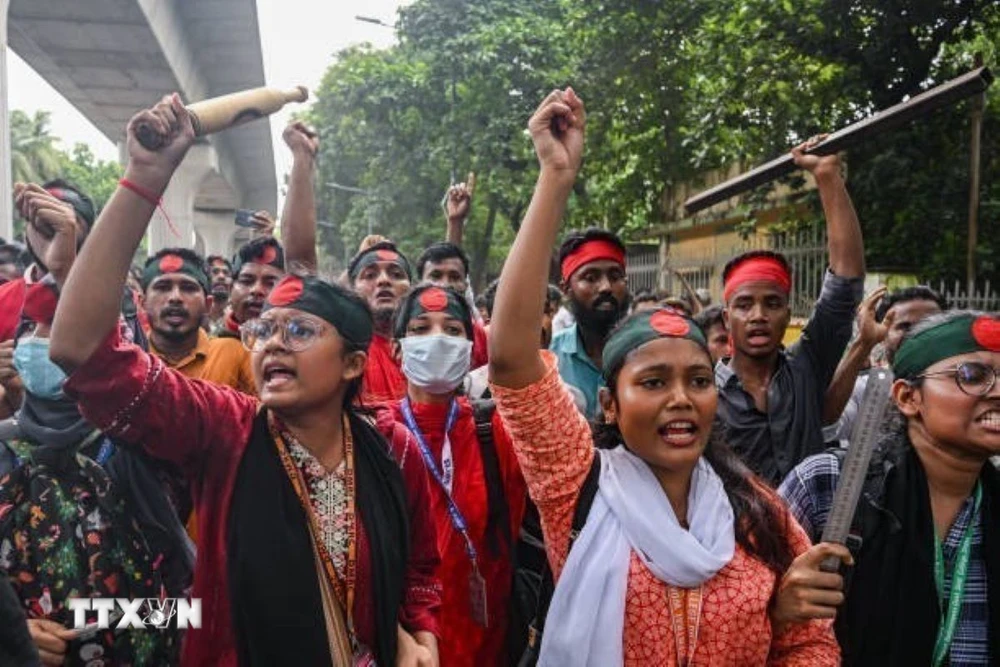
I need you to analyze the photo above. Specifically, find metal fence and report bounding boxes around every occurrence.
[631,226,829,318]
[626,245,660,293]
[628,229,1000,317]
[936,280,1000,311]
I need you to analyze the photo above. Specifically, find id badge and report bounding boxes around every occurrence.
[469,567,489,628]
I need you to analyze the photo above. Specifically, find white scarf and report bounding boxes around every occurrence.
[539,446,736,667]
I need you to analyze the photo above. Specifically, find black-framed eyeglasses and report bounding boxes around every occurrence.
[916,361,1000,397]
[240,316,326,353]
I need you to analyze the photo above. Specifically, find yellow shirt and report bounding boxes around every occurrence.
[149,329,256,396]
[150,329,256,542]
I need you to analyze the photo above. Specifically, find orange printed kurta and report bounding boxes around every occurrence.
[490,352,839,666]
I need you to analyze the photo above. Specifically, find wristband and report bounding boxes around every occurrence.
[118,178,180,238]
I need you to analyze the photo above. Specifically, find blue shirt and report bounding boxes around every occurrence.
[549,323,603,418]
[779,452,989,666]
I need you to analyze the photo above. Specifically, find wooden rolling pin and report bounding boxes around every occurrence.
[135,85,309,150]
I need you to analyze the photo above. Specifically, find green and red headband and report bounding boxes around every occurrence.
[232,241,285,278]
[403,286,467,323]
[263,274,373,348]
[45,185,96,229]
[349,246,412,282]
[141,253,210,293]
[893,314,1000,379]
[602,307,709,381]
[561,239,626,282]
[723,256,791,301]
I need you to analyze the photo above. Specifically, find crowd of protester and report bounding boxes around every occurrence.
[0,87,996,667]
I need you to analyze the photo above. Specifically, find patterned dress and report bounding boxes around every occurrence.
[0,440,179,666]
[490,352,840,666]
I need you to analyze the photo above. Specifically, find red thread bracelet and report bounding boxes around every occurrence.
[119,178,180,238]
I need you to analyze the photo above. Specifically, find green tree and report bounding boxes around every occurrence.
[57,143,123,211]
[9,110,62,184]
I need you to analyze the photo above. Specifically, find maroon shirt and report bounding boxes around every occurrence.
[65,328,441,667]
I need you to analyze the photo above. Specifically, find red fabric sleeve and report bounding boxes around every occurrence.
[0,278,26,341]
[471,320,489,370]
[374,409,443,637]
[63,325,259,477]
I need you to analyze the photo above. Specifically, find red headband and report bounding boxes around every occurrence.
[561,239,626,282]
[723,257,791,301]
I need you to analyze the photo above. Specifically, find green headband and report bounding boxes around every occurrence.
[349,246,412,282]
[893,314,1000,379]
[232,241,285,278]
[263,274,373,348]
[142,253,209,293]
[602,308,709,381]
[403,286,466,323]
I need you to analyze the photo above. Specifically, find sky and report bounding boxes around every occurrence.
[6,0,411,205]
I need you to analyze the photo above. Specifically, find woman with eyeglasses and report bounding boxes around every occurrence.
[778,310,1000,666]
[48,96,442,667]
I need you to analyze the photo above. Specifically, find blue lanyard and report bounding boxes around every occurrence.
[400,398,478,564]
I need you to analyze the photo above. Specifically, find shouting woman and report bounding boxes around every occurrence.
[485,87,839,666]
[48,95,441,667]
[779,311,1000,666]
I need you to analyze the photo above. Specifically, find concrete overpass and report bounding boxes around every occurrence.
[0,0,277,256]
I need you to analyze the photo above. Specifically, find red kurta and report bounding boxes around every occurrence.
[0,278,26,340]
[362,333,408,404]
[471,320,489,370]
[391,397,527,667]
[64,328,442,667]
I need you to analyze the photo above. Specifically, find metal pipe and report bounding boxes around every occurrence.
[684,67,994,215]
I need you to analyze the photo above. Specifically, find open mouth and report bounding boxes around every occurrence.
[658,420,698,447]
[262,359,297,390]
[976,409,1000,432]
[161,309,188,326]
[747,328,771,346]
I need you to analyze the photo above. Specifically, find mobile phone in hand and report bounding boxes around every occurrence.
[234,209,256,228]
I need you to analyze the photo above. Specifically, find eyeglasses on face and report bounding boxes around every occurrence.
[916,361,1000,397]
[240,316,326,353]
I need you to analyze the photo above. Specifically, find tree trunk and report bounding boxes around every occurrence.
[472,197,499,292]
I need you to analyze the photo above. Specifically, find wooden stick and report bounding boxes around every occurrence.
[684,67,994,214]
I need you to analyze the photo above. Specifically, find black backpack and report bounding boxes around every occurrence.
[512,455,601,667]
[468,397,601,665]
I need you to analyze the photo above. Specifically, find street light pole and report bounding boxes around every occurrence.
[355,15,393,29]
[328,181,386,237]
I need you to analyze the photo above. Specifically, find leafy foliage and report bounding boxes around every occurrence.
[306,0,1000,286]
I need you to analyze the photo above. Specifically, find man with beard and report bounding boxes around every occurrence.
[205,254,233,332]
[717,139,864,486]
[549,228,630,417]
[141,248,255,395]
[216,237,285,338]
[348,241,413,403]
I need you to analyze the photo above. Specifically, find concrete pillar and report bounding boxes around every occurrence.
[0,0,13,242]
[194,210,237,257]
[146,144,217,256]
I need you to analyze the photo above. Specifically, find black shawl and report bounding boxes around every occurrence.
[227,409,409,666]
[837,445,1000,665]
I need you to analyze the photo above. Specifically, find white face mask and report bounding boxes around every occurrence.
[400,334,473,394]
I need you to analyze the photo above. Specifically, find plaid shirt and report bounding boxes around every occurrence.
[779,453,989,665]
